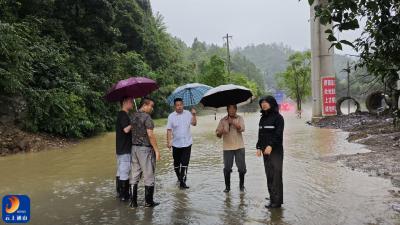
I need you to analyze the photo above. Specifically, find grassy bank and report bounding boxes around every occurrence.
[154,118,168,128]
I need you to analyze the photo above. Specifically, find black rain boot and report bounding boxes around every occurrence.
[179,167,189,189]
[223,171,231,193]
[116,176,121,198]
[145,186,160,207]
[120,180,130,202]
[265,203,281,208]
[239,172,245,192]
[129,184,138,208]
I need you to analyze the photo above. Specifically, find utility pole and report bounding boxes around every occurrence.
[343,61,351,114]
[223,33,232,77]
[347,62,351,114]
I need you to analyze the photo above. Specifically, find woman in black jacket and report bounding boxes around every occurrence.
[256,96,285,208]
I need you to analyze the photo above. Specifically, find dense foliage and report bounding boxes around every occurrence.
[179,38,265,96]
[0,0,190,137]
[0,0,263,138]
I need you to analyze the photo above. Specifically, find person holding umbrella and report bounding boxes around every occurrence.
[216,104,246,193]
[105,77,158,202]
[115,97,133,202]
[129,97,161,208]
[167,98,197,189]
[104,77,160,207]
[166,83,210,189]
[256,96,285,209]
[201,84,252,193]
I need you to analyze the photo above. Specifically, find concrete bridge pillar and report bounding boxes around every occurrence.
[310,0,335,122]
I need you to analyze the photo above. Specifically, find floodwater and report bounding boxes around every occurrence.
[0,112,399,225]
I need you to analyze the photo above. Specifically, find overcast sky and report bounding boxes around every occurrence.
[151,0,359,54]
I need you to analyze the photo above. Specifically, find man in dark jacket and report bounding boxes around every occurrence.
[115,97,133,202]
[256,96,285,208]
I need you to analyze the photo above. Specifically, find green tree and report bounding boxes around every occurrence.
[200,55,228,86]
[276,51,311,115]
[0,22,33,95]
[0,0,196,138]
[231,73,262,97]
[231,53,265,92]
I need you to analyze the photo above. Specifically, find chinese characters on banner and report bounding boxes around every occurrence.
[322,76,337,116]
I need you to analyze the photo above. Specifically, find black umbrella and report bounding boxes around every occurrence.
[200,84,253,108]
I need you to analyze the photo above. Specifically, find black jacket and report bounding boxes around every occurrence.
[256,96,285,154]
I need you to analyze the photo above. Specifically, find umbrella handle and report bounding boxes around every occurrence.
[134,99,138,111]
[188,88,194,106]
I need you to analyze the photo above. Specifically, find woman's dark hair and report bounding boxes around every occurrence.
[259,96,279,113]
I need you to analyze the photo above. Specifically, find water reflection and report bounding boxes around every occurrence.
[0,112,399,225]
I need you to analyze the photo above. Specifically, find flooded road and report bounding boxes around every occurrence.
[0,112,399,225]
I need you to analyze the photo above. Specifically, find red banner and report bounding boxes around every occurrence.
[322,76,337,116]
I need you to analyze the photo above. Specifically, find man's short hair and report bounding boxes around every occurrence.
[139,97,154,108]
[227,104,237,110]
[174,98,183,105]
[120,96,132,107]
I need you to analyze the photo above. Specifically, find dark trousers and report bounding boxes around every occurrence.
[223,148,247,174]
[264,152,283,205]
[172,145,192,182]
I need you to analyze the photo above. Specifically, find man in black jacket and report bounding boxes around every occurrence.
[115,97,133,202]
[256,96,285,208]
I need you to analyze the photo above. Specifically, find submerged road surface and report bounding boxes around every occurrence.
[0,112,399,225]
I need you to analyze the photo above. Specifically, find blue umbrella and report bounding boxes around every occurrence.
[167,83,212,107]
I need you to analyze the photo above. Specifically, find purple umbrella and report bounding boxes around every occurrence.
[104,77,159,102]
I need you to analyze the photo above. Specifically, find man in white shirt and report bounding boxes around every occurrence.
[167,98,197,189]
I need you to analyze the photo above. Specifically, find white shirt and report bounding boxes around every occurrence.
[167,110,193,148]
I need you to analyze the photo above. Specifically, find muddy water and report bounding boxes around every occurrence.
[0,112,399,225]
